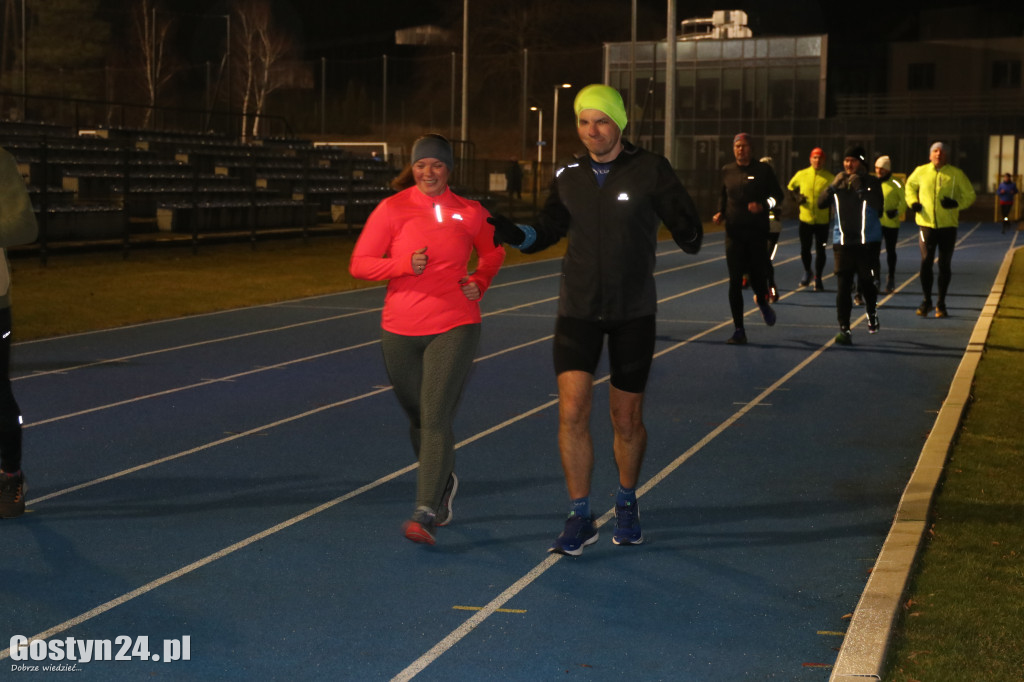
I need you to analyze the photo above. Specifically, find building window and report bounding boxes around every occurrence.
[991,60,1021,89]
[908,63,935,91]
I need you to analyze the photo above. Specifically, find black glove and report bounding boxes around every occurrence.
[487,214,525,247]
[940,197,959,209]
[830,172,846,190]
[675,224,703,255]
[886,209,898,219]
[910,202,923,213]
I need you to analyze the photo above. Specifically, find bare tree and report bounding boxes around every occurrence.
[129,0,178,128]
[231,0,300,139]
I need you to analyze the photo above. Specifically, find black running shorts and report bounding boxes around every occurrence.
[553,315,656,393]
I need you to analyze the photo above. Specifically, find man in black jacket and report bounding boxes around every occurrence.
[818,145,884,345]
[489,84,702,556]
[713,133,783,344]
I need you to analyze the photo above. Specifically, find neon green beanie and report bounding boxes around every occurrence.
[573,84,628,132]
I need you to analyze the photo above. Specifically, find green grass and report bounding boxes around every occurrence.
[11,237,377,340]
[10,234,1024,679]
[884,249,1024,681]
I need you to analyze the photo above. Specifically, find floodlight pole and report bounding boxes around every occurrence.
[460,0,468,142]
[552,83,571,166]
[20,0,26,113]
[665,0,676,165]
[530,106,543,165]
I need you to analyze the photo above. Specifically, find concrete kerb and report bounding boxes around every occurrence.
[829,245,1019,681]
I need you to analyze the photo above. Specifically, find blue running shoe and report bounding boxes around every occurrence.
[548,513,598,556]
[612,501,643,546]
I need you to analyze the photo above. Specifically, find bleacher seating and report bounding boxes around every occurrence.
[0,121,397,247]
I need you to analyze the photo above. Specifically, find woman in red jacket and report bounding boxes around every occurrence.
[349,135,505,544]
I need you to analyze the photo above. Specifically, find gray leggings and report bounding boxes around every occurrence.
[381,324,480,512]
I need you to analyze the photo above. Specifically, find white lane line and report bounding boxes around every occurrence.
[2,273,728,656]
[15,238,714,420]
[14,307,382,381]
[0,315,692,659]
[11,236,718,382]
[26,339,382,428]
[27,385,394,505]
[24,299,558,428]
[392,335,844,681]
[392,224,996,680]
[5,228,985,664]
[26,335,555,505]
[21,226,938,499]
[0,460,417,662]
[20,244,874,501]
[11,258,569,381]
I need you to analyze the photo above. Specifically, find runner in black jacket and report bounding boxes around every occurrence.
[817,145,884,344]
[713,133,783,344]
[489,84,702,556]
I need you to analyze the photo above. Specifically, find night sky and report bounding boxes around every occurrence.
[160,0,1012,63]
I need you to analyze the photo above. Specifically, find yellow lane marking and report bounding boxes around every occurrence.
[452,606,527,614]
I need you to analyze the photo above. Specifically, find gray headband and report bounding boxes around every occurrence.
[411,136,453,170]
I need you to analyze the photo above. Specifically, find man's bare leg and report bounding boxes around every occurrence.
[609,385,646,489]
[557,370,595,499]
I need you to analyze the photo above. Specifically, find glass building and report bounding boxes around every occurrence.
[605,35,827,187]
[603,25,1024,218]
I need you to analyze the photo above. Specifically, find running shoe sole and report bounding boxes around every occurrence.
[403,520,436,545]
[548,514,599,556]
[435,473,458,527]
[612,534,644,546]
[549,532,599,557]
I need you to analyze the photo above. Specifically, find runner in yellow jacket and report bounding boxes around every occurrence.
[905,141,976,318]
[787,148,834,291]
[875,155,907,293]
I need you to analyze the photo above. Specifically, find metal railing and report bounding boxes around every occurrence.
[835,93,1024,118]
[0,90,293,141]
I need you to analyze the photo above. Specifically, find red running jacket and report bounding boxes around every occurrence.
[350,185,505,336]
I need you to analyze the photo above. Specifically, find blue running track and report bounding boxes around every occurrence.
[2,222,1018,680]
